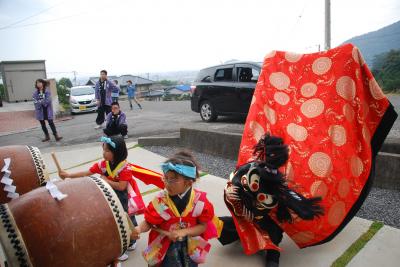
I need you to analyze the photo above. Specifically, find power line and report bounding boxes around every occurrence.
[0,2,63,30]
[0,13,85,31]
[288,0,308,36]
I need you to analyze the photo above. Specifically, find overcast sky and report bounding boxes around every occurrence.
[0,0,399,78]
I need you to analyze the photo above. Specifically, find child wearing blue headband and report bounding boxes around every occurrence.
[132,151,221,266]
[59,136,139,262]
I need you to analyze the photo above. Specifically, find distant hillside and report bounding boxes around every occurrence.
[343,20,400,67]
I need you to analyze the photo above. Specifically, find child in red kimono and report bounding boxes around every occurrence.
[132,151,220,267]
[59,136,140,262]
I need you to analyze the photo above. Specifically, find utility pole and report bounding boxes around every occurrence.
[72,71,77,86]
[325,0,331,50]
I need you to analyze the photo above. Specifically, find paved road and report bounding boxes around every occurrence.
[0,95,399,152]
[0,100,245,152]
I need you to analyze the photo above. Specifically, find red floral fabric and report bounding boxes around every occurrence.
[237,44,390,249]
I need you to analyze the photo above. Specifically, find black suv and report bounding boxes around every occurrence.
[191,61,261,122]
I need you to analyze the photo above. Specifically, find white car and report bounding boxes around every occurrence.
[69,86,97,114]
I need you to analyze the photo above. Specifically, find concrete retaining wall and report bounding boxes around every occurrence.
[138,128,400,190]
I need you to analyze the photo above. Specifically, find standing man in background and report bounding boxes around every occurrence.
[112,80,120,103]
[126,80,142,110]
[94,70,119,129]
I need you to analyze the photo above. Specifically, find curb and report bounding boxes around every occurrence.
[138,128,400,191]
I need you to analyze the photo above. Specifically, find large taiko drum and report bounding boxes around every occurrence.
[0,146,48,204]
[0,176,131,267]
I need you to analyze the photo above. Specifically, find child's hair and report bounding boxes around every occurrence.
[100,70,107,75]
[104,136,128,169]
[111,101,119,107]
[164,150,200,180]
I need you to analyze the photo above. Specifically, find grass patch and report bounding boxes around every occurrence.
[61,102,71,111]
[199,172,208,177]
[128,143,142,150]
[331,221,384,267]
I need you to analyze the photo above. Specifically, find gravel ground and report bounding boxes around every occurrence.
[144,145,400,230]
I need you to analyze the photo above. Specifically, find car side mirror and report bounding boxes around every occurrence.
[203,77,212,83]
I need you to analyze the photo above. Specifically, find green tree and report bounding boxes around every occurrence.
[372,49,400,93]
[58,77,73,88]
[159,79,178,86]
[56,77,72,105]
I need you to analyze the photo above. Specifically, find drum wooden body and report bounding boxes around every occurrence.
[0,177,131,267]
[0,146,48,204]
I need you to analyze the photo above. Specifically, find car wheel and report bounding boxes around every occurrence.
[200,100,217,122]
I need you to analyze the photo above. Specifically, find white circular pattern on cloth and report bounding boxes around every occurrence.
[352,46,365,65]
[263,104,277,124]
[343,103,355,122]
[300,98,325,118]
[286,162,294,180]
[338,179,350,198]
[310,180,328,198]
[351,156,364,177]
[285,52,303,62]
[301,82,318,98]
[362,125,371,143]
[369,78,385,100]
[336,76,356,101]
[249,121,265,141]
[328,201,346,226]
[312,57,332,75]
[264,50,276,59]
[269,72,290,90]
[328,125,347,146]
[287,123,308,141]
[274,92,290,105]
[308,152,332,177]
[352,46,361,64]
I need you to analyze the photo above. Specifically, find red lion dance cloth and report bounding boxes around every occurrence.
[228,43,397,254]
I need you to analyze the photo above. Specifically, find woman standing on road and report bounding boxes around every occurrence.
[33,79,63,142]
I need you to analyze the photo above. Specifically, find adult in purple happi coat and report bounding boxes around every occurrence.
[94,70,119,129]
[103,102,128,139]
[33,79,63,142]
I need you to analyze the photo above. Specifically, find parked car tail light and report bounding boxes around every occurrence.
[190,85,196,95]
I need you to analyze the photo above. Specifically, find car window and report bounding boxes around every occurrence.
[214,68,233,82]
[237,67,260,83]
[71,87,95,96]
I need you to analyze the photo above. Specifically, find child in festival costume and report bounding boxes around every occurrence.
[59,136,141,262]
[132,151,221,267]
